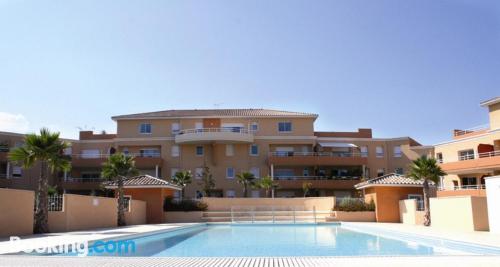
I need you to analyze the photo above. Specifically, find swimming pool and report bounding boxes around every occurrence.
[79,223,500,257]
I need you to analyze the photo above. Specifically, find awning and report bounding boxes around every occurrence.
[318,142,358,148]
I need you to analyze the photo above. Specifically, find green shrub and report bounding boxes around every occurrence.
[163,197,208,212]
[335,198,375,212]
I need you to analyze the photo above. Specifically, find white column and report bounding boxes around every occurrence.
[6,162,10,179]
[155,165,159,177]
[270,164,274,198]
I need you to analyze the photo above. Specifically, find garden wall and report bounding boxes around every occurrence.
[125,199,147,225]
[163,211,204,223]
[399,199,424,225]
[430,196,489,231]
[332,211,376,222]
[0,188,34,237]
[203,197,335,211]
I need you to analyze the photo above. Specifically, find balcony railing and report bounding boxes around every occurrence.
[269,152,363,157]
[274,176,361,180]
[438,184,485,191]
[442,150,500,163]
[64,177,105,183]
[453,124,489,137]
[178,127,252,135]
[71,152,161,159]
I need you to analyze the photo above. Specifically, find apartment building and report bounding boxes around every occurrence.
[0,109,432,198]
[435,97,500,197]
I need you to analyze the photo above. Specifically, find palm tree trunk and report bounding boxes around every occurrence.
[423,179,431,226]
[34,161,49,234]
[117,176,126,226]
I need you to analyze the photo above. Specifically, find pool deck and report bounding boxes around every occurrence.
[1,222,500,266]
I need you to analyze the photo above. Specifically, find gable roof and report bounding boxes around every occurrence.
[112,109,318,120]
[103,175,181,190]
[354,173,436,189]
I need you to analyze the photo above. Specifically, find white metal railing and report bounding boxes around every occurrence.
[0,174,7,179]
[224,206,330,224]
[48,195,64,212]
[71,152,161,159]
[274,176,361,181]
[438,184,486,191]
[269,151,363,157]
[454,124,489,137]
[64,177,104,183]
[177,127,252,135]
[439,149,500,164]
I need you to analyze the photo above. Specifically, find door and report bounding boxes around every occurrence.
[203,119,221,128]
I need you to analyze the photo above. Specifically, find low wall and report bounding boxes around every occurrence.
[333,211,376,222]
[202,197,335,211]
[0,188,34,237]
[49,194,118,232]
[430,196,489,231]
[399,199,424,225]
[164,211,204,223]
[125,200,147,225]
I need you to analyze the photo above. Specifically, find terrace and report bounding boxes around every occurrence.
[268,151,368,166]
[174,127,254,144]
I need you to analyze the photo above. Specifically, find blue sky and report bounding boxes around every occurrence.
[0,0,499,144]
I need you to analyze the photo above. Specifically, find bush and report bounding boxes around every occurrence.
[163,197,208,212]
[335,198,375,212]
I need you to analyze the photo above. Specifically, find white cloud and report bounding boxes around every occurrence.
[0,112,30,133]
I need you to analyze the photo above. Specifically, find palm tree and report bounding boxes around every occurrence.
[8,128,71,234]
[302,182,313,197]
[255,176,278,198]
[171,170,193,199]
[199,166,215,197]
[236,172,256,198]
[407,155,446,226]
[101,153,138,226]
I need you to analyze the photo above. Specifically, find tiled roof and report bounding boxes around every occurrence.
[354,173,436,189]
[103,175,181,190]
[480,96,500,107]
[112,109,318,120]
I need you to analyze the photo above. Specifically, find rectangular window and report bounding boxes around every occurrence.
[377,168,385,177]
[250,122,259,132]
[81,149,100,159]
[360,146,368,157]
[436,152,443,163]
[12,166,22,177]
[250,167,260,178]
[303,168,309,177]
[226,167,235,179]
[393,146,402,157]
[225,144,234,156]
[395,168,404,175]
[171,123,180,134]
[461,177,477,187]
[196,146,204,156]
[171,145,180,157]
[278,122,292,132]
[275,169,294,178]
[459,149,475,161]
[376,146,384,158]
[195,122,203,132]
[250,144,259,156]
[226,190,236,198]
[139,148,160,158]
[139,123,152,134]
[195,168,203,179]
[170,168,179,178]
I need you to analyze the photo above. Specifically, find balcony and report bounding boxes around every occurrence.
[439,150,500,174]
[268,152,368,166]
[453,124,489,140]
[0,146,9,161]
[274,176,361,190]
[71,152,163,168]
[60,177,105,190]
[175,128,254,144]
[437,185,486,197]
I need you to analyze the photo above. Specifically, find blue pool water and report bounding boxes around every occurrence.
[79,224,500,257]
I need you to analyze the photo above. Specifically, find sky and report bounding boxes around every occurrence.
[0,0,499,145]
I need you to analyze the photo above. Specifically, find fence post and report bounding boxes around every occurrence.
[272,206,275,224]
[313,206,317,224]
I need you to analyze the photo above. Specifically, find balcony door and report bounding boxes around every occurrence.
[203,119,221,128]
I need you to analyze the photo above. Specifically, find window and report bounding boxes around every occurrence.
[377,168,385,177]
[195,146,204,156]
[81,149,100,159]
[393,146,402,157]
[251,190,260,198]
[195,168,203,179]
[318,169,326,177]
[459,149,474,161]
[173,191,181,201]
[250,122,259,132]
[250,167,260,178]
[226,167,235,179]
[81,172,100,179]
[63,147,72,156]
[250,144,259,156]
[170,168,179,178]
[195,122,203,132]
[303,168,309,177]
[14,141,24,148]
[275,169,294,178]
[225,144,234,156]
[360,146,368,157]
[226,190,236,198]
[140,148,160,157]
[12,166,22,178]
[376,146,384,158]
[461,177,477,187]
[436,153,443,163]
[395,168,404,175]
[171,123,180,134]
[171,145,180,157]
[122,147,129,155]
[278,122,292,132]
[139,123,152,134]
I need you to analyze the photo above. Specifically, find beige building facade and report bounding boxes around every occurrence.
[435,97,500,197]
[0,109,432,198]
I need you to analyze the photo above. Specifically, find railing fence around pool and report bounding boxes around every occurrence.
[207,205,333,224]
